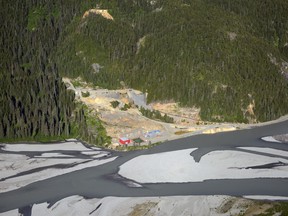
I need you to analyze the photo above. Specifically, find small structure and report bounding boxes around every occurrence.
[119,137,131,145]
[144,130,161,138]
[132,138,144,146]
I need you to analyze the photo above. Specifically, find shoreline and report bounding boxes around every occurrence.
[1,118,288,213]
[1,114,288,148]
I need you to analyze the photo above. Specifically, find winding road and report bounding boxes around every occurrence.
[0,119,288,213]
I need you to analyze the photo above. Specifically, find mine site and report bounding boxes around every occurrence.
[63,77,242,149]
[3,1,288,215]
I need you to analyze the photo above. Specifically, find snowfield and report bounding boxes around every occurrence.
[0,142,116,193]
[119,148,288,183]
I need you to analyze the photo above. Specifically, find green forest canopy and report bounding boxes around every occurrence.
[54,0,288,123]
[0,0,110,145]
[1,0,288,143]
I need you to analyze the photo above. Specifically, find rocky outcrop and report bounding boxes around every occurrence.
[82,9,114,20]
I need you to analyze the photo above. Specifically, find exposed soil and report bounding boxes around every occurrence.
[243,202,273,216]
[128,202,158,216]
[217,197,275,216]
[82,9,114,20]
[62,77,288,149]
[217,197,239,213]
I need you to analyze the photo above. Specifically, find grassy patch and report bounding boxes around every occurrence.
[71,80,83,88]
[111,100,120,108]
[27,6,60,31]
[27,7,46,31]
[238,201,288,216]
[81,91,90,97]
[80,103,112,147]
[262,202,288,216]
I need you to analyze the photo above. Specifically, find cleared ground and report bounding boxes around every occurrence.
[63,77,244,148]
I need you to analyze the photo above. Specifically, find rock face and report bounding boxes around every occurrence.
[91,63,103,74]
[82,9,114,20]
[127,89,151,110]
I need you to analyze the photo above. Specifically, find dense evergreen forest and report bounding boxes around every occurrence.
[54,0,288,122]
[0,0,108,144]
[1,0,288,143]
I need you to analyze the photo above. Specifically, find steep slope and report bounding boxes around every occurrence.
[0,0,109,145]
[3,0,286,127]
[205,0,288,58]
[54,0,288,123]
[0,0,74,139]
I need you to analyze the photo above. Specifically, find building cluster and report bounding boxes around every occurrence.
[118,129,161,146]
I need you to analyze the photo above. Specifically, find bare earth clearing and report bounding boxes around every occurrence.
[63,77,247,148]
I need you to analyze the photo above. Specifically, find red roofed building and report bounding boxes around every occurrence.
[119,137,131,145]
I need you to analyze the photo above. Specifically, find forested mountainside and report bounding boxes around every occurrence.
[0,0,108,144]
[0,0,288,144]
[55,0,288,123]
